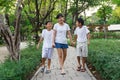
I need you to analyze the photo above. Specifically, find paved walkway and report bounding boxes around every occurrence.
[0,42,28,62]
[31,47,96,80]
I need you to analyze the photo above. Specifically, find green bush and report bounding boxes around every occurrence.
[88,39,120,80]
[91,32,120,39]
[0,45,42,80]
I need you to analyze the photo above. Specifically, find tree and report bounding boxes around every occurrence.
[58,0,69,21]
[108,6,120,24]
[96,5,112,24]
[68,0,103,24]
[96,0,113,38]
[0,0,22,61]
[22,0,57,42]
[86,13,101,25]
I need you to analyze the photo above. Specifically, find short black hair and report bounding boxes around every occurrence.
[56,13,63,19]
[45,21,52,25]
[77,18,84,25]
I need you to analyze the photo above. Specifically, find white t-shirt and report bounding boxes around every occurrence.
[42,29,53,48]
[74,26,90,42]
[53,23,70,44]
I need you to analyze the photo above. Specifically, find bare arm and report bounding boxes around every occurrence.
[87,33,90,45]
[67,30,73,44]
[52,30,56,47]
[74,35,77,42]
[36,37,43,49]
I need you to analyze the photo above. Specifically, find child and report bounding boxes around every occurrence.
[37,21,53,74]
[74,18,90,72]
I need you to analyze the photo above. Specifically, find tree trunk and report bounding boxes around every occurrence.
[5,14,10,26]
[64,0,68,21]
[103,7,107,39]
[0,0,22,61]
[35,0,40,43]
[75,0,79,21]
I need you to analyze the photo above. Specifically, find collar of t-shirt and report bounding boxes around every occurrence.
[77,26,84,29]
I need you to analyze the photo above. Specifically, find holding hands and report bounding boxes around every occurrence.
[70,41,76,47]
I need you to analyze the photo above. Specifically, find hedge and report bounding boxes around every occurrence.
[91,32,120,39]
[88,39,120,80]
[0,45,42,80]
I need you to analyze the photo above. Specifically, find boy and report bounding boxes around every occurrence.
[37,21,53,74]
[74,18,90,72]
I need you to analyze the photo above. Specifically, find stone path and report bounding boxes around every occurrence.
[0,42,28,62]
[31,47,96,80]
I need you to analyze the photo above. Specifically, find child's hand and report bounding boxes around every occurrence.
[71,41,76,47]
[52,43,55,48]
[70,41,73,46]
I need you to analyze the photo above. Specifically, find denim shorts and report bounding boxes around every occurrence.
[55,43,68,49]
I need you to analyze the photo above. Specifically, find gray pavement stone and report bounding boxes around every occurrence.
[31,47,96,80]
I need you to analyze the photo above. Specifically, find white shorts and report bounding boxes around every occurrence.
[42,48,53,59]
[76,42,88,57]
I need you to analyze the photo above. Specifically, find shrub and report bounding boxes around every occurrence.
[88,39,120,80]
[0,45,42,80]
[91,32,120,39]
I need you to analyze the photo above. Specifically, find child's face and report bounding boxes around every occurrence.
[76,21,82,27]
[58,17,64,23]
[46,22,53,29]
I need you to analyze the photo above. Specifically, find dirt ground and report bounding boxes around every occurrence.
[0,42,28,63]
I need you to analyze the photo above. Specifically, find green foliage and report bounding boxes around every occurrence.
[68,0,103,14]
[112,0,120,6]
[91,32,120,39]
[88,39,120,80]
[0,0,16,14]
[96,5,112,24]
[108,6,120,24]
[0,45,42,80]
[86,13,101,25]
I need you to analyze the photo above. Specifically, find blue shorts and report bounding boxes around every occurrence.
[55,43,68,49]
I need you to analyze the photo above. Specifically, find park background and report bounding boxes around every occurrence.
[0,0,120,80]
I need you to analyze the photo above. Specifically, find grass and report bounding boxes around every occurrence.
[0,45,42,80]
[88,39,120,80]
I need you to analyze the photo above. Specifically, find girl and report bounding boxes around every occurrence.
[52,13,73,75]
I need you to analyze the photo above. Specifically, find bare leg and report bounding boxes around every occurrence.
[76,56,81,71]
[57,49,63,69]
[77,56,81,67]
[81,57,87,72]
[48,59,51,70]
[40,58,46,73]
[42,58,46,67]
[62,49,67,65]
[61,49,67,73]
